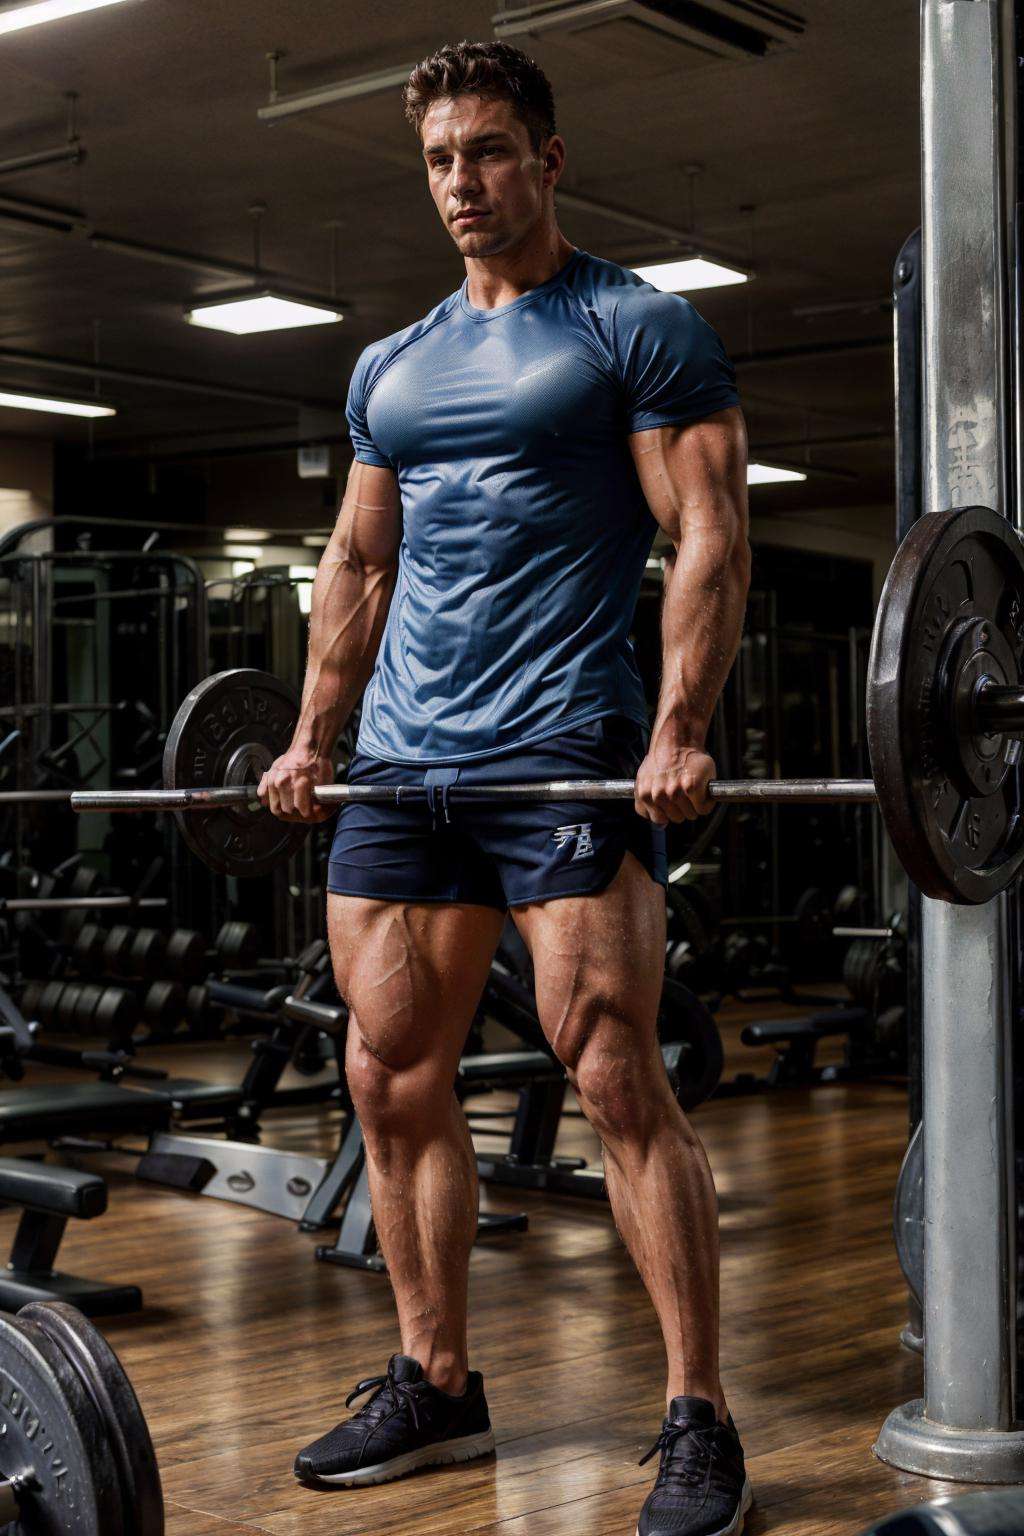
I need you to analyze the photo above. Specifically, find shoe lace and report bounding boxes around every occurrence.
[345,1366,424,1433]
[639,1420,718,1490]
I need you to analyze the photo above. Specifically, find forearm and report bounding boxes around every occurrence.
[652,529,750,751]
[291,538,397,758]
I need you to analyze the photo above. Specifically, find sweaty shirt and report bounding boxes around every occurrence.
[346,247,739,764]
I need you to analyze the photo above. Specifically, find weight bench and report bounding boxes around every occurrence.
[739,1006,869,1087]
[0,1157,141,1315]
[0,1081,173,1144]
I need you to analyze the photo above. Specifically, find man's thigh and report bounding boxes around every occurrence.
[509,850,667,1068]
[328,894,505,1072]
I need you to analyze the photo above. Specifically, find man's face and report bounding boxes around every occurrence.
[421,94,557,257]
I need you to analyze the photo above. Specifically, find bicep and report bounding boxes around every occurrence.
[331,460,402,571]
[629,406,748,548]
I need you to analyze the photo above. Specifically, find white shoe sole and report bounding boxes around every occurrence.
[635,1475,754,1536]
[297,1428,496,1487]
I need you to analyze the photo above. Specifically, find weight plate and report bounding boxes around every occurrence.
[164,929,205,984]
[215,920,259,968]
[184,984,215,1037]
[73,983,104,1035]
[93,987,138,1043]
[103,927,135,977]
[129,929,166,981]
[19,980,43,1022]
[74,924,107,976]
[866,505,1024,903]
[23,1301,164,1536]
[658,976,724,1110]
[55,981,85,1033]
[162,670,309,879]
[39,979,67,1024]
[894,1121,923,1306]
[794,886,831,947]
[0,1309,123,1535]
[142,981,185,1030]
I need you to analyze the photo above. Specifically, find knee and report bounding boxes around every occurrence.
[547,992,666,1143]
[345,1028,436,1139]
[573,1038,659,1142]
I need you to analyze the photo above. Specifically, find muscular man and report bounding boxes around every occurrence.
[260,40,751,1536]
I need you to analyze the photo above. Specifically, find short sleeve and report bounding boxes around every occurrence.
[615,289,739,434]
[345,347,392,468]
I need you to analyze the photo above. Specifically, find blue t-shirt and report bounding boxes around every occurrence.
[347,247,738,764]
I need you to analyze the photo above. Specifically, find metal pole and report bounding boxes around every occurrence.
[875,0,1024,1481]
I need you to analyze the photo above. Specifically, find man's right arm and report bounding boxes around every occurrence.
[259,459,402,821]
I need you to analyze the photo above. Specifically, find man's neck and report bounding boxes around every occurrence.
[464,231,577,311]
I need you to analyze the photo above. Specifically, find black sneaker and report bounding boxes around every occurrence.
[294,1353,495,1488]
[636,1395,752,1536]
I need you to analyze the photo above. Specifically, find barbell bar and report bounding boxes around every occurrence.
[71,777,879,811]
[0,789,73,804]
[0,895,168,914]
[10,504,1024,903]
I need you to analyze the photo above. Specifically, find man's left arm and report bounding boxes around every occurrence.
[628,404,751,825]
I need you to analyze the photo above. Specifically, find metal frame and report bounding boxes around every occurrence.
[875,0,1024,1480]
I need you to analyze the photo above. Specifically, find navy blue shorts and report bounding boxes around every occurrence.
[327,714,667,911]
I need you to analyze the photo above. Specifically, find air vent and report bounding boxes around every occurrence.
[493,0,804,63]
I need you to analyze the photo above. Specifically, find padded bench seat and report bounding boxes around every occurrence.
[141,1079,244,1121]
[457,1051,561,1085]
[740,1006,868,1047]
[0,1155,106,1218]
[0,1081,173,1143]
[0,1154,139,1315]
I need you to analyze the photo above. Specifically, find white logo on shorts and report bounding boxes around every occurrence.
[552,823,595,861]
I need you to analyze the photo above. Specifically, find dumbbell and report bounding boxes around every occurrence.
[73,923,108,973]
[185,984,216,1037]
[106,926,167,981]
[21,979,138,1041]
[75,922,205,984]
[164,927,206,982]
[215,920,259,968]
[141,980,186,1036]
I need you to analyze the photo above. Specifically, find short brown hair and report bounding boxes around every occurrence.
[403,40,557,153]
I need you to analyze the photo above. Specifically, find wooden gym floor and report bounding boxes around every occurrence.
[16,996,963,1535]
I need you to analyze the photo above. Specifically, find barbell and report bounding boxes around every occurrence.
[2,503,1013,904]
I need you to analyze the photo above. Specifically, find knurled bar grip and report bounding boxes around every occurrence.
[69,778,878,811]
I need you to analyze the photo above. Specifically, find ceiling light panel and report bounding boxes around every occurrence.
[631,257,749,292]
[186,293,343,335]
